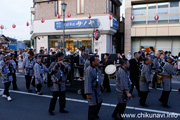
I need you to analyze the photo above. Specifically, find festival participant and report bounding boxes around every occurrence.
[159,56,176,108]
[84,55,103,120]
[112,59,132,120]
[22,51,36,92]
[48,52,70,115]
[0,53,14,101]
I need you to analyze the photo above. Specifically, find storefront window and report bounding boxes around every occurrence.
[158,2,168,15]
[169,15,179,23]
[158,16,168,24]
[132,4,147,16]
[78,41,82,48]
[170,1,179,14]
[73,40,78,48]
[132,17,146,25]
[148,3,157,15]
[48,35,92,52]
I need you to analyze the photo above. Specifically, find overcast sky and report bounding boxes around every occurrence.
[0,0,33,41]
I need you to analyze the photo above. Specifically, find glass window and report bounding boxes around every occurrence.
[148,3,157,15]
[110,1,113,12]
[170,1,179,14]
[158,16,168,24]
[81,0,84,13]
[132,17,146,25]
[148,17,157,24]
[78,41,82,48]
[58,0,62,15]
[169,15,179,23]
[133,4,147,16]
[77,0,80,14]
[73,40,78,48]
[158,2,168,15]
[77,0,84,14]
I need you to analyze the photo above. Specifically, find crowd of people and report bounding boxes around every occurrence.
[0,46,180,120]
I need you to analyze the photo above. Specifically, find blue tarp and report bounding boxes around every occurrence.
[9,44,17,50]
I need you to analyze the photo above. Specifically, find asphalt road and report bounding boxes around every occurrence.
[0,73,180,120]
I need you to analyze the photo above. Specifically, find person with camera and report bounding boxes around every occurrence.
[22,51,36,93]
[48,52,70,115]
[0,53,15,101]
[84,55,103,120]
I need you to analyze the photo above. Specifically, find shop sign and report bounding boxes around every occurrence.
[55,19,99,29]
[111,18,119,30]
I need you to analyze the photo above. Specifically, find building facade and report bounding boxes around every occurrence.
[125,0,180,56]
[31,0,122,56]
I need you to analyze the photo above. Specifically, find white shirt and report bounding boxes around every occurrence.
[66,51,71,56]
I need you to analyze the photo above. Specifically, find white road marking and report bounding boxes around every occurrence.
[0,88,180,116]
[16,75,25,78]
[110,84,179,92]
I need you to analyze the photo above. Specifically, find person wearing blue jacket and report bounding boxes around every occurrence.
[34,56,48,95]
[48,52,71,115]
[22,51,36,92]
[0,53,14,101]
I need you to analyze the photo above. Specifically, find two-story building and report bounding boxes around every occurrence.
[31,0,122,56]
[125,0,180,56]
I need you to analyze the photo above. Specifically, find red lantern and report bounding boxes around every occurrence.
[154,15,159,21]
[130,15,135,20]
[57,14,61,19]
[12,24,16,28]
[94,29,100,40]
[109,14,112,20]
[0,25,4,29]
[26,22,29,26]
[88,13,91,19]
[67,12,71,18]
[41,18,45,23]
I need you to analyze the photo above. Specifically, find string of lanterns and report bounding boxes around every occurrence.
[0,22,30,30]
[1,13,113,30]
[130,14,160,21]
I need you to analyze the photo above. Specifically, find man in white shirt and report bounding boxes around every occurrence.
[66,49,71,56]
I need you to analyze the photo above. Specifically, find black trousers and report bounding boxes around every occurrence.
[139,91,148,105]
[152,75,157,88]
[130,79,140,96]
[12,73,18,90]
[36,84,42,92]
[112,103,127,120]
[31,77,35,87]
[88,102,102,120]
[4,82,11,97]
[103,73,111,92]
[49,91,66,112]
[159,91,171,106]
[25,75,32,90]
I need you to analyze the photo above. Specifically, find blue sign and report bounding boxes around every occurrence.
[18,42,26,49]
[112,18,119,30]
[55,19,99,29]
[9,44,17,50]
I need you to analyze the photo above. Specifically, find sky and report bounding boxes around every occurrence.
[0,0,33,41]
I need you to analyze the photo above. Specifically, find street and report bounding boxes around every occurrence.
[0,73,180,120]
